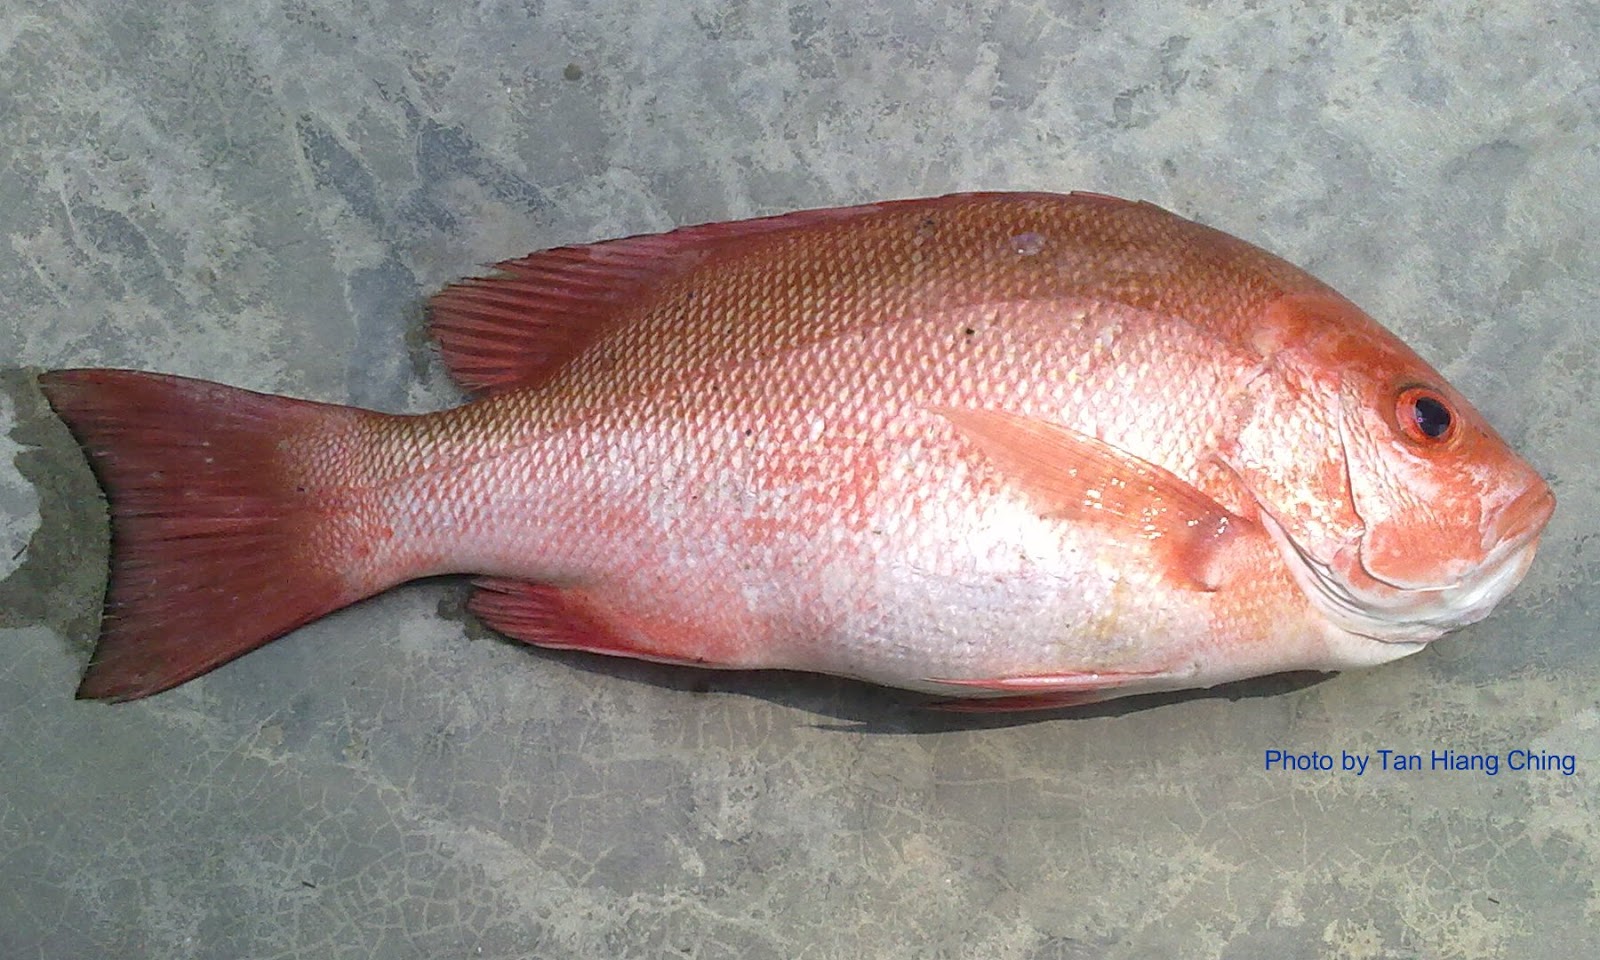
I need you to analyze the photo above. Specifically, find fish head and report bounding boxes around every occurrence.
[1228,293,1555,644]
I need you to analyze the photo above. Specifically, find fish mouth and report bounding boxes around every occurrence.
[1353,482,1555,593]
[1259,496,1550,645]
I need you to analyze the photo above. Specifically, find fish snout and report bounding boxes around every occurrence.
[1486,479,1555,554]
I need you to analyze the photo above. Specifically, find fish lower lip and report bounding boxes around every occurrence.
[1259,508,1535,643]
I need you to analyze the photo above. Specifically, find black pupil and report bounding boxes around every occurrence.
[1412,394,1452,439]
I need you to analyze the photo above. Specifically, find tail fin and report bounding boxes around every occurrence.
[38,369,381,701]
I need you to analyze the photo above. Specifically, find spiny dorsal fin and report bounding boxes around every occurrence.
[427,202,896,395]
[426,192,1135,395]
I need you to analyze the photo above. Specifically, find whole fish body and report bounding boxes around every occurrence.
[39,191,1554,708]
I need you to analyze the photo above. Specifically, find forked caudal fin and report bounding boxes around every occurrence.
[38,369,387,702]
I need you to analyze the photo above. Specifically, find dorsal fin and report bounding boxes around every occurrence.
[426,192,1137,395]
[427,201,898,395]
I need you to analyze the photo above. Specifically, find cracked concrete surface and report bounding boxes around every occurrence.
[3,2,1597,957]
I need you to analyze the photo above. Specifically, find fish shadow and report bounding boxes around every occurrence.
[0,368,108,654]
[473,610,1338,733]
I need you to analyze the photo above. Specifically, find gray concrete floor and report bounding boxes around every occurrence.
[2,2,1597,957]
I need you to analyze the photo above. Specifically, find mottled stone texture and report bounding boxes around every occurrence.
[2,2,1596,958]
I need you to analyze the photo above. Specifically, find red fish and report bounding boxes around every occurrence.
[39,192,1554,708]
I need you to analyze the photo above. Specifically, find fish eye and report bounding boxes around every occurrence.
[1395,386,1457,445]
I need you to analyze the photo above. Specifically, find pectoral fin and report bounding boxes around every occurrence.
[934,407,1250,591]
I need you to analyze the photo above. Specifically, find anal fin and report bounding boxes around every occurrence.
[469,578,738,669]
